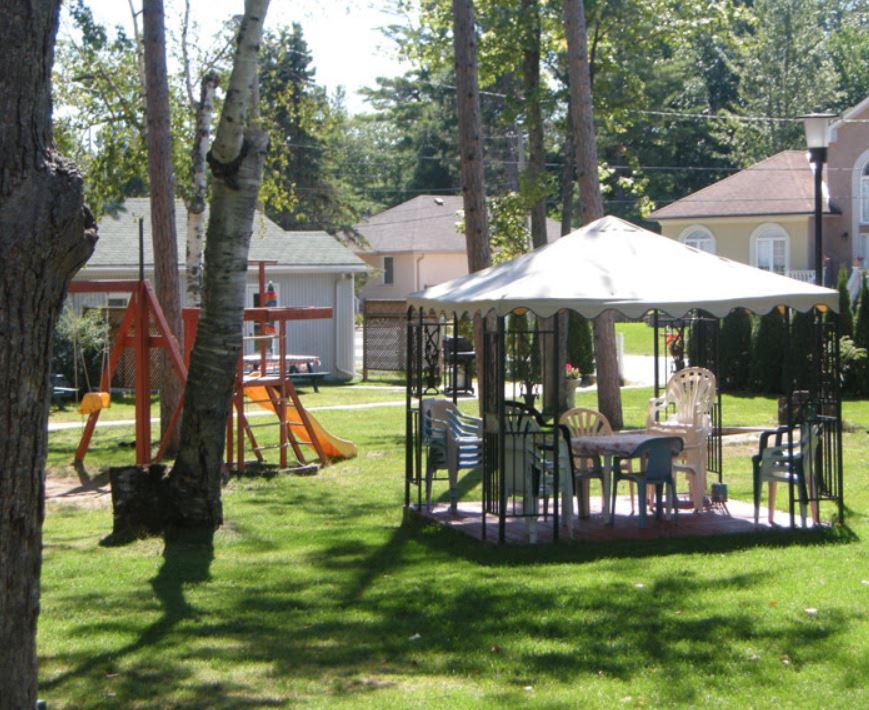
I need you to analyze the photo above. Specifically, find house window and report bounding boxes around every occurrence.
[861,163,869,224]
[751,223,790,275]
[678,225,716,254]
[382,256,394,285]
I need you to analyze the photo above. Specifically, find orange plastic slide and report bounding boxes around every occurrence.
[243,384,357,461]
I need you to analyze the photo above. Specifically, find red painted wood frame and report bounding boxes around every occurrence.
[68,280,187,467]
[182,303,333,470]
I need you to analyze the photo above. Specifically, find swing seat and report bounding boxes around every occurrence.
[78,392,111,415]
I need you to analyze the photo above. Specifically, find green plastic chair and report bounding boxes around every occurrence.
[752,418,821,527]
[610,436,684,528]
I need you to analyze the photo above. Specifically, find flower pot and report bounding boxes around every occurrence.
[566,380,580,409]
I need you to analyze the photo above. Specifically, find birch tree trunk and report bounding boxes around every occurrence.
[186,73,220,307]
[168,0,271,529]
[0,2,96,704]
[563,0,623,429]
[143,0,183,451]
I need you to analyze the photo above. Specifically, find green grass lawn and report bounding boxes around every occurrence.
[39,390,868,707]
[616,322,656,356]
[48,380,404,425]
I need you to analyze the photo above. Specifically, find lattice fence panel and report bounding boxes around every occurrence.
[362,299,407,377]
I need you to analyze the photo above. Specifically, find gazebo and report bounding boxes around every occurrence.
[404,216,844,543]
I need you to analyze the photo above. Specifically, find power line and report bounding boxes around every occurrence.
[278,139,855,173]
[627,108,869,124]
[415,80,869,124]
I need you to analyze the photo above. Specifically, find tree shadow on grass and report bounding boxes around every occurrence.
[245,537,861,705]
[43,513,863,706]
[42,528,281,707]
[404,511,858,568]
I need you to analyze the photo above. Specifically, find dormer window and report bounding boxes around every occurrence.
[678,225,716,254]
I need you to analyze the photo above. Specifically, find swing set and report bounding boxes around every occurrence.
[67,278,187,467]
[68,258,355,470]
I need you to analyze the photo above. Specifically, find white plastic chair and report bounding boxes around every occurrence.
[502,402,573,542]
[646,367,716,511]
[559,407,635,516]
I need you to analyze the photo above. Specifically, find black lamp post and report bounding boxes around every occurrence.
[801,113,836,286]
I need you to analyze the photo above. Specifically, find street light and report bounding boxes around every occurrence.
[800,112,837,286]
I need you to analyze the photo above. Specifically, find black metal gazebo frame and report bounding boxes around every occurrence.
[405,304,845,543]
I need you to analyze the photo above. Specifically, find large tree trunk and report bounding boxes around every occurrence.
[143,0,184,453]
[168,0,271,530]
[186,73,220,307]
[0,2,96,705]
[521,0,566,415]
[560,106,575,237]
[563,0,622,429]
[452,0,491,274]
[522,0,547,251]
[452,0,491,416]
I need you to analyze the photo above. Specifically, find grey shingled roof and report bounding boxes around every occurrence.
[88,198,366,270]
[355,194,562,253]
[649,150,835,221]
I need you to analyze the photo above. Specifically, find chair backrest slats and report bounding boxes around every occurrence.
[650,367,716,430]
[559,407,613,438]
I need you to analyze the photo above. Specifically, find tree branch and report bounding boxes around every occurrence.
[211,0,270,166]
[181,0,195,108]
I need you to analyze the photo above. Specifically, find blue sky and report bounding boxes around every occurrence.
[65,0,413,114]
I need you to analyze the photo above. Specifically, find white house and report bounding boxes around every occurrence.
[71,198,369,380]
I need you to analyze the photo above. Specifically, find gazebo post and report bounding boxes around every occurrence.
[497,315,507,545]
[451,312,459,404]
[833,312,844,522]
[417,307,425,510]
[552,312,560,542]
[653,310,660,399]
[405,306,414,510]
[481,313,487,541]
[784,306,796,529]
[713,316,723,482]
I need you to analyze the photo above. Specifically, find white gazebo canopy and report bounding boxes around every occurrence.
[407,216,838,319]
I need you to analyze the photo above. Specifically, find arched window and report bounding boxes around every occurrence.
[751,223,790,275]
[861,163,869,225]
[678,225,716,254]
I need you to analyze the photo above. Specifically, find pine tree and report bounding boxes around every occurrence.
[854,275,869,395]
[751,309,788,393]
[567,311,594,380]
[719,309,753,391]
[723,0,841,164]
[784,309,816,392]
[837,266,854,337]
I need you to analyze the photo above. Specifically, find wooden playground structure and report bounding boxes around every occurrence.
[71,262,356,471]
[182,302,355,471]
[69,278,187,467]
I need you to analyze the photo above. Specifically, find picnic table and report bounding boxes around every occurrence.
[242,354,326,391]
[570,431,683,518]
[242,353,320,371]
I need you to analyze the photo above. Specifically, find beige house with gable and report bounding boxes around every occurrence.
[354,195,562,301]
[650,95,869,282]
